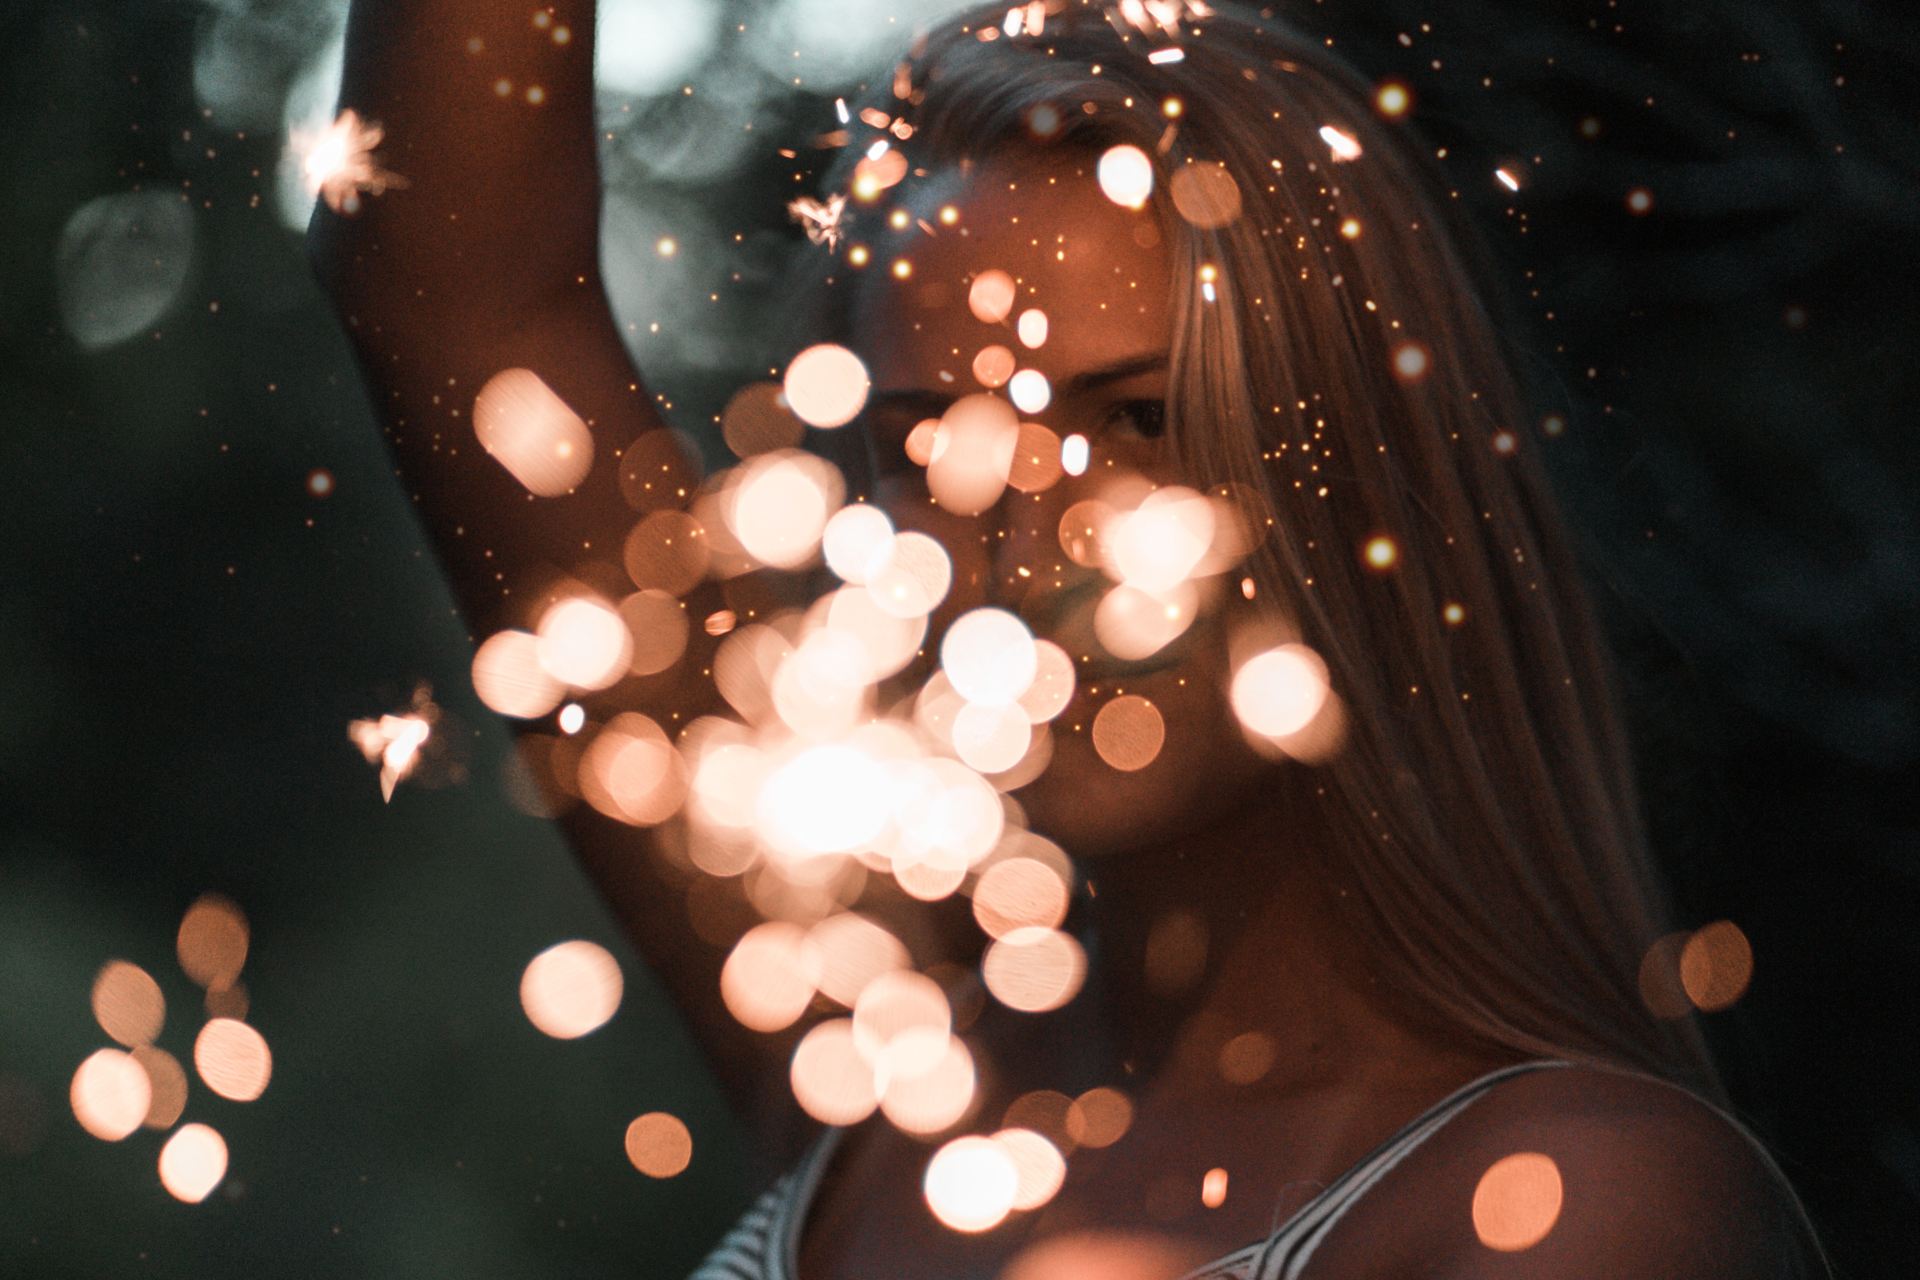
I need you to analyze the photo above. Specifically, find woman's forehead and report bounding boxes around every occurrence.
[848,159,1175,393]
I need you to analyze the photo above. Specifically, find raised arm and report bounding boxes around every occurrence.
[308,1,798,1157]
[307,0,653,612]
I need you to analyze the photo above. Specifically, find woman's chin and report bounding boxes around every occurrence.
[1010,725,1203,858]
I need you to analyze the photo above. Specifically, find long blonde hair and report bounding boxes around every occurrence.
[798,3,1720,1096]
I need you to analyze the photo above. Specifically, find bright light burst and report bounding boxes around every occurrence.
[1107,0,1216,39]
[295,109,405,215]
[1319,123,1363,162]
[788,192,849,249]
[348,684,438,802]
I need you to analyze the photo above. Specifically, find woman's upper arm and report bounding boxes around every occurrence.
[307,0,804,1154]
[1326,1066,1827,1279]
[308,0,662,620]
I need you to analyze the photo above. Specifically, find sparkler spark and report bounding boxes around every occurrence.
[348,685,438,802]
[295,109,406,215]
[1319,124,1364,162]
[1108,0,1216,39]
[788,192,849,249]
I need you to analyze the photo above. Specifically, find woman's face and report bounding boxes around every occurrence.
[846,156,1280,856]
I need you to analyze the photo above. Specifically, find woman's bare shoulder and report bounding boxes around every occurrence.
[1306,1062,1825,1279]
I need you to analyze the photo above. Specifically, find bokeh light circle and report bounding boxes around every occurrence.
[783,344,870,429]
[519,940,624,1039]
[624,1111,694,1178]
[924,1135,1019,1233]
[159,1123,228,1204]
[70,1049,151,1142]
[193,1018,272,1102]
[1472,1152,1564,1251]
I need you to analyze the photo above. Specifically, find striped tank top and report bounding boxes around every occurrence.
[688,1058,1574,1280]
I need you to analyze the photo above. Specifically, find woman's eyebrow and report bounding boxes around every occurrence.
[1059,351,1171,396]
[864,388,957,417]
[868,353,1170,413]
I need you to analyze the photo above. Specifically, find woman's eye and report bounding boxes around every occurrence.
[1105,399,1167,440]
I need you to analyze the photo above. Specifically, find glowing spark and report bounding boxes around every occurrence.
[788,193,849,249]
[1319,124,1363,162]
[1495,167,1521,193]
[1148,47,1186,65]
[1363,535,1399,569]
[348,685,438,802]
[1111,0,1215,38]
[1061,434,1089,476]
[296,109,406,215]
[1391,342,1431,382]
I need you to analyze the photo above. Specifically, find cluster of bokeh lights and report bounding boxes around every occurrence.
[70,895,260,1203]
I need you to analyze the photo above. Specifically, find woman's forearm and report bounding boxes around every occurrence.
[310,0,604,315]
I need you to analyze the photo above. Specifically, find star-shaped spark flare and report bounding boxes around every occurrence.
[296,109,407,216]
[788,193,850,250]
[349,686,438,802]
[1105,0,1215,40]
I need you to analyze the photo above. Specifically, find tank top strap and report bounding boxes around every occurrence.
[687,1127,844,1280]
[773,1126,848,1280]
[1250,1058,1577,1280]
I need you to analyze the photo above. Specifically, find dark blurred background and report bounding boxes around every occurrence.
[2,1,1914,1276]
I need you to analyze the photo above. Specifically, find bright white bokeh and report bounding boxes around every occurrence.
[743,0,979,89]
[942,609,1039,707]
[597,0,720,97]
[55,193,196,351]
[1097,144,1155,209]
[924,1135,1019,1233]
[1230,644,1331,738]
[756,743,891,859]
[277,34,344,230]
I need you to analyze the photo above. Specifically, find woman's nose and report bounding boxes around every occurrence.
[985,467,1115,635]
[872,438,1125,635]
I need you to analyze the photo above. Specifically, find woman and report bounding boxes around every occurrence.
[310,1,1826,1275]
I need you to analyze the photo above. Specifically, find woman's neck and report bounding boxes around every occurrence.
[975,791,1493,1111]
